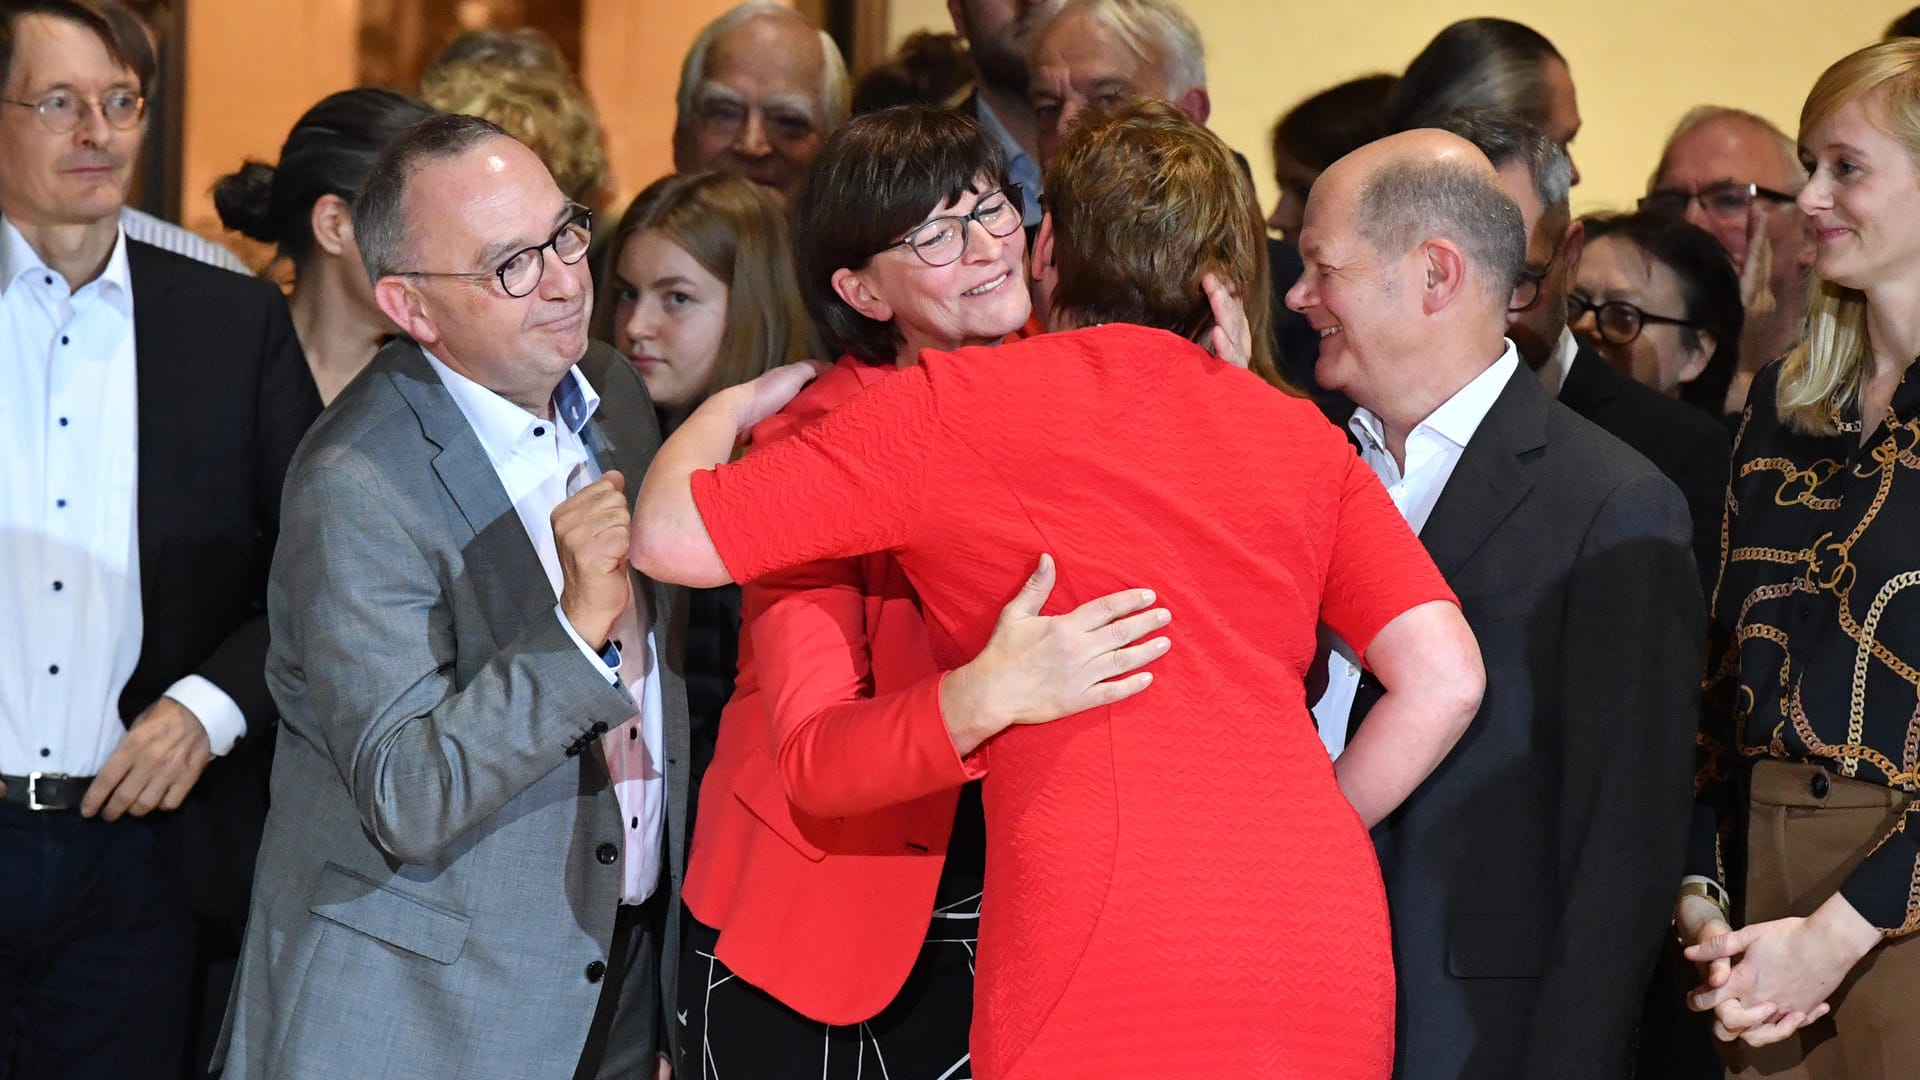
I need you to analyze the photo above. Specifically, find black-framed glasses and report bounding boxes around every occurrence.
[876,186,1024,267]
[1,87,145,133]
[1509,257,1554,313]
[396,206,593,298]
[1637,181,1797,225]
[1567,292,1697,346]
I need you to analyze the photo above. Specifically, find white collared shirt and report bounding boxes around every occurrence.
[0,216,247,776]
[1536,326,1580,399]
[422,352,667,905]
[1311,340,1520,757]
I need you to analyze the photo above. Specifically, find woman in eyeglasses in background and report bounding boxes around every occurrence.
[1570,211,1745,428]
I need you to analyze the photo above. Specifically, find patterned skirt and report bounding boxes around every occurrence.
[679,891,978,1080]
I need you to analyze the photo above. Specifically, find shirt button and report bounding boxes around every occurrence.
[596,842,619,865]
[48,664,59,675]
[584,960,606,983]
[1811,771,1831,799]
[55,499,66,508]
[630,816,639,829]
[533,425,546,437]
[58,417,68,427]
[51,581,62,591]
[60,335,68,346]
[39,747,50,758]
[628,727,637,741]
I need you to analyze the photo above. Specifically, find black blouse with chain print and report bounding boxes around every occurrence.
[1694,358,1920,935]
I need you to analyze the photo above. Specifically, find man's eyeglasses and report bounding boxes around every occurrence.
[1510,259,1553,313]
[396,206,592,298]
[1637,181,1797,225]
[876,186,1024,268]
[1568,291,1697,346]
[1,88,145,134]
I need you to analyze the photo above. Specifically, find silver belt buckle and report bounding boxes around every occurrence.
[26,771,66,812]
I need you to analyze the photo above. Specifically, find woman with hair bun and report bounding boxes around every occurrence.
[214,88,433,402]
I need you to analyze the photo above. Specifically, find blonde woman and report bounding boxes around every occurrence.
[1680,38,1920,1075]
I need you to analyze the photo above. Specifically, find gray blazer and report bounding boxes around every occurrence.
[215,340,689,1080]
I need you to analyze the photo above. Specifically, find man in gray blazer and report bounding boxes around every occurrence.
[216,115,689,1080]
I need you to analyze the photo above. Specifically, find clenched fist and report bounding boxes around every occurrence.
[554,469,632,649]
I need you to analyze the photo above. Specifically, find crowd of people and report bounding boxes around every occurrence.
[8,0,1920,1078]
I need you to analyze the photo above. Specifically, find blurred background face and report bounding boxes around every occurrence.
[1495,161,1572,368]
[845,179,1029,361]
[677,15,825,197]
[951,0,1062,93]
[612,227,729,414]
[1569,234,1708,395]
[1796,95,1920,293]
[1651,116,1803,273]
[0,14,145,230]
[1029,9,1168,167]
[1268,149,1316,238]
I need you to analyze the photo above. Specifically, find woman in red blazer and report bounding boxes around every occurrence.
[676,108,1187,1078]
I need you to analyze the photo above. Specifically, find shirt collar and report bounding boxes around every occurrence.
[1537,326,1580,398]
[1350,338,1521,455]
[421,349,601,468]
[1,214,133,315]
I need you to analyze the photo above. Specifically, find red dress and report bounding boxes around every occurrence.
[691,325,1455,1079]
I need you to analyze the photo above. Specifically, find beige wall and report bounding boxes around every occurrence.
[890,0,1890,218]
[178,0,761,265]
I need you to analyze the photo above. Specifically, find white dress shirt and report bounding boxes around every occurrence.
[0,216,246,777]
[1536,326,1580,399]
[119,207,253,276]
[423,352,667,905]
[1311,340,1520,757]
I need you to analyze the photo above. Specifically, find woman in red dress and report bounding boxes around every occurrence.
[679,108,1188,1079]
[638,102,1484,1078]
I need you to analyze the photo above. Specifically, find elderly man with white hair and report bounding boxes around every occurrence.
[672,1,849,199]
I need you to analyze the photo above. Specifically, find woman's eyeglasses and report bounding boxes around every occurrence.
[1567,291,1698,346]
[877,186,1025,268]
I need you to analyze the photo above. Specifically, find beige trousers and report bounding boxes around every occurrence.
[1725,760,1920,1080]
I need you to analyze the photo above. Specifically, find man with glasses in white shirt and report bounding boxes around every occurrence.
[216,113,690,1080]
[0,2,318,1078]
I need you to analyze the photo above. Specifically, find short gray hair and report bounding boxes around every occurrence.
[675,2,850,136]
[1355,156,1527,310]
[1653,105,1806,191]
[1069,0,1206,98]
[352,113,508,282]
[1434,106,1572,213]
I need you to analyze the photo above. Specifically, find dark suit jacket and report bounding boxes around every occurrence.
[1350,368,1704,1080]
[1556,341,1731,591]
[124,241,320,934]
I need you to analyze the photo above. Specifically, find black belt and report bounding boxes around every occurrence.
[0,772,94,812]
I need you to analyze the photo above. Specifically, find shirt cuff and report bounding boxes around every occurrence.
[163,675,246,756]
[556,603,622,685]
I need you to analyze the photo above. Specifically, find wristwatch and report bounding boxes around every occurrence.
[1673,877,1732,945]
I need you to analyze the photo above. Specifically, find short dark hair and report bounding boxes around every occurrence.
[351,112,508,282]
[1270,73,1397,178]
[789,105,1009,365]
[214,88,435,269]
[0,0,154,93]
[1433,106,1572,214]
[1354,154,1527,312]
[1890,6,1920,38]
[1045,98,1276,382]
[1580,211,1744,416]
[1387,18,1564,134]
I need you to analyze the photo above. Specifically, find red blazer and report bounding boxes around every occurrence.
[680,357,986,1025]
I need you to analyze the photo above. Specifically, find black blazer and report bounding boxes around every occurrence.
[124,241,321,932]
[1555,341,1731,590]
[1350,369,1704,1080]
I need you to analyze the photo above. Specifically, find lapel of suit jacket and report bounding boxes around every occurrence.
[386,342,572,666]
[129,243,181,594]
[1417,365,1548,579]
[1555,342,1617,415]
